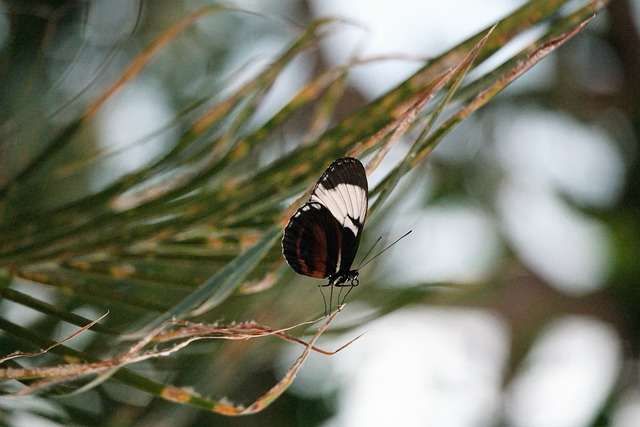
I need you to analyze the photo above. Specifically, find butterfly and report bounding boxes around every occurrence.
[282,157,368,308]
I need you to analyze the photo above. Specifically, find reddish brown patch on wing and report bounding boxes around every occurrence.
[294,222,328,278]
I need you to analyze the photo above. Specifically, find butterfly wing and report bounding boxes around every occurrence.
[282,157,368,279]
[282,202,342,278]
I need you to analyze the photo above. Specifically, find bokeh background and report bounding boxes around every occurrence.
[1,0,639,426]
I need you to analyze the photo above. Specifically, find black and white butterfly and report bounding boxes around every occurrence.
[282,157,368,307]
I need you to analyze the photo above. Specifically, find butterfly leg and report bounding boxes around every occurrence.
[318,284,328,317]
[318,280,335,317]
[335,277,359,306]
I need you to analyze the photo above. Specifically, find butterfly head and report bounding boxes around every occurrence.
[332,270,360,288]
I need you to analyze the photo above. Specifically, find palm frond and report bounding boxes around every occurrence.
[0,0,606,419]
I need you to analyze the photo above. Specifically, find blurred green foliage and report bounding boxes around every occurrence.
[1,1,638,426]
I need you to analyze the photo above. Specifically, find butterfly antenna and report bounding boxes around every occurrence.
[356,236,383,270]
[358,230,412,270]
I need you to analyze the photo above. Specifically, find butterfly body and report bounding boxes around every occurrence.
[282,157,368,289]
